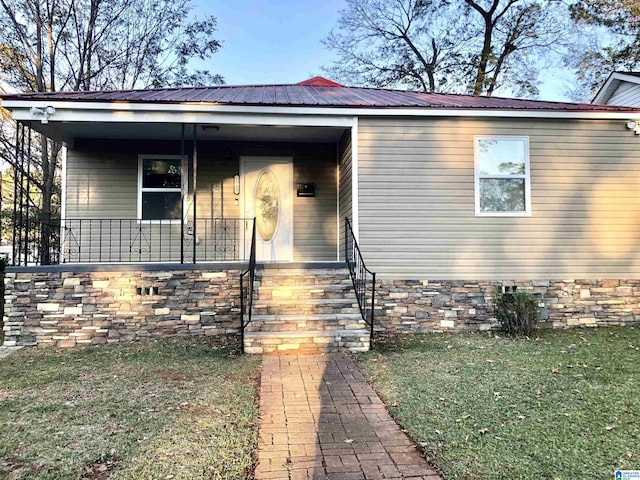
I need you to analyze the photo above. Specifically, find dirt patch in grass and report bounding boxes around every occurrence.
[81,452,117,480]
[0,336,260,480]
[156,368,200,382]
[355,328,640,479]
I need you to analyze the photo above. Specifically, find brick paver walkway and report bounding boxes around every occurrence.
[255,353,442,480]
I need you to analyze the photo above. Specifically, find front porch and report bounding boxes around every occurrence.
[3,103,377,353]
[10,120,355,267]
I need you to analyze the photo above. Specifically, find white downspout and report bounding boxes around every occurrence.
[351,116,360,242]
[59,146,67,263]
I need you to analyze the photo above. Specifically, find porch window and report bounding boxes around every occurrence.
[138,155,184,220]
[474,136,531,216]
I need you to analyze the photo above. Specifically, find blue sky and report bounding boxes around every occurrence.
[198,0,571,101]
[199,0,345,86]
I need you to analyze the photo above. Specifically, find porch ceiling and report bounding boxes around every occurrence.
[29,121,347,145]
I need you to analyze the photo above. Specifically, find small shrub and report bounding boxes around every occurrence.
[491,289,539,336]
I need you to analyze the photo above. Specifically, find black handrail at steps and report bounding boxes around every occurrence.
[345,217,376,347]
[240,218,257,353]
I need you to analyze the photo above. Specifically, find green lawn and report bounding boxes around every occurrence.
[0,337,261,480]
[355,328,640,479]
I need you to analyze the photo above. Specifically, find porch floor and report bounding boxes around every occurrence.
[254,353,442,479]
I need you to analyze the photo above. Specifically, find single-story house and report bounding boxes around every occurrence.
[2,77,640,352]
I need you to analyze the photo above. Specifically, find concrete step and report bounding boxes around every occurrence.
[243,329,370,354]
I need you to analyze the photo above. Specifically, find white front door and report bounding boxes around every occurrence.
[240,157,294,261]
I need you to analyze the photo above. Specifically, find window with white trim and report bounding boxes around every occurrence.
[138,155,184,220]
[474,136,531,216]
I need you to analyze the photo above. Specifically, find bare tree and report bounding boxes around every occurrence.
[0,0,223,263]
[568,0,640,100]
[323,0,469,92]
[324,0,568,96]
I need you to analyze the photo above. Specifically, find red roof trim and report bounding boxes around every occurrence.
[295,76,343,87]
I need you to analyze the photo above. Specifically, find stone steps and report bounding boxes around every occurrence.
[243,266,369,354]
[243,329,370,354]
[254,284,355,301]
[244,313,365,333]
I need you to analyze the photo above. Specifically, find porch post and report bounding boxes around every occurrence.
[192,124,197,264]
[180,124,185,264]
[15,123,26,265]
[24,128,32,266]
[11,123,21,266]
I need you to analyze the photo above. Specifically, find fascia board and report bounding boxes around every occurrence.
[4,99,640,122]
[7,107,355,127]
[610,72,640,86]
[593,72,640,104]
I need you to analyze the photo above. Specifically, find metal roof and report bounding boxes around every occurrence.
[1,81,636,112]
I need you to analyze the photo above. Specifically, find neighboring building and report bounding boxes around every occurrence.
[593,71,640,106]
[2,77,640,351]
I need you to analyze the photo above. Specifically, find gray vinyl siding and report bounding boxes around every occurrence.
[65,148,137,218]
[292,145,338,261]
[338,131,353,261]
[607,82,640,106]
[357,116,640,280]
[64,140,338,262]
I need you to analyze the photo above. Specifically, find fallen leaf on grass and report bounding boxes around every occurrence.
[552,368,560,374]
[605,425,614,431]
[478,428,489,435]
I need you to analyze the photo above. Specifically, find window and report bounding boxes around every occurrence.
[474,136,531,216]
[138,155,184,221]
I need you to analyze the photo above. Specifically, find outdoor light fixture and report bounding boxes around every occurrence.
[30,105,56,124]
[234,174,240,195]
[626,120,640,135]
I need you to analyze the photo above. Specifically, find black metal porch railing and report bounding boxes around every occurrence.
[345,217,376,346]
[10,219,61,266]
[9,217,256,265]
[240,218,257,354]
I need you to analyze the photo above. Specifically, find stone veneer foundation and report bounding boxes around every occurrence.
[3,265,640,348]
[3,265,242,347]
[375,279,640,333]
